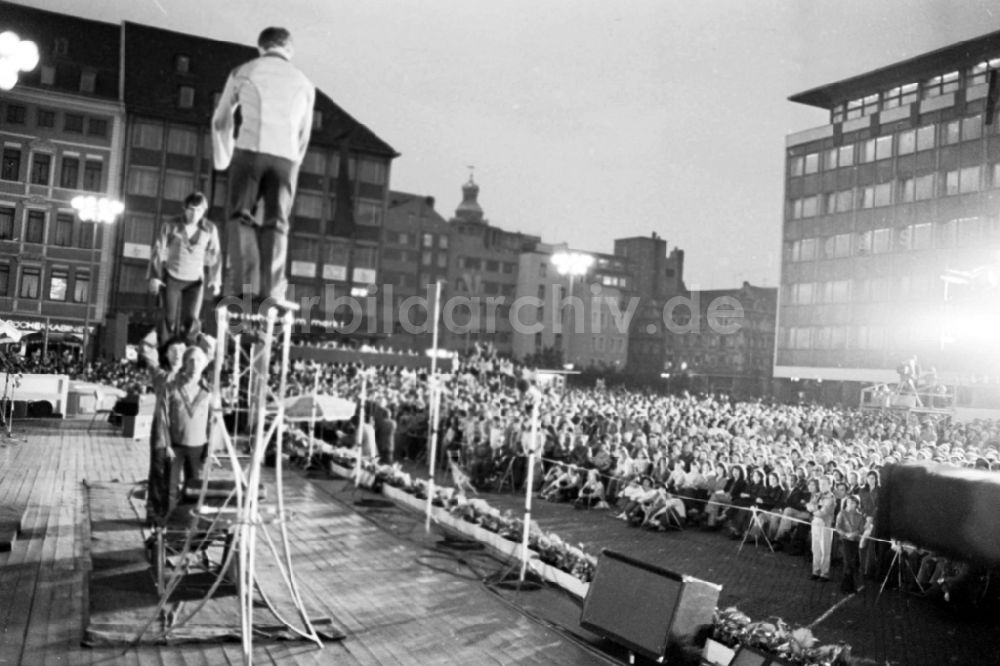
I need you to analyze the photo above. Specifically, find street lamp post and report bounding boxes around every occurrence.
[72,195,124,360]
[0,31,39,91]
[551,251,594,367]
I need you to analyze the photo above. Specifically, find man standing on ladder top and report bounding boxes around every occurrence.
[211,26,315,310]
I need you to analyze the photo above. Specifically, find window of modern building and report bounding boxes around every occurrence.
[960,165,981,193]
[19,266,40,299]
[1,148,21,181]
[539,262,546,277]
[875,135,893,160]
[502,262,515,274]
[844,98,864,120]
[79,69,97,94]
[897,129,916,155]
[24,210,45,244]
[968,58,1000,86]
[915,173,935,200]
[942,120,961,146]
[797,237,817,261]
[312,110,322,131]
[0,264,8,296]
[823,192,836,215]
[322,242,350,280]
[789,155,804,177]
[83,160,102,192]
[922,71,959,98]
[162,170,193,200]
[0,206,13,239]
[29,153,51,186]
[825,280,850,303]
[962,115,982,141]
[883,82,918,108]
[801,195,818,217]
[789,198,803,220]
[957,216,981,245]
[860,138,876,163]
[5,105,26,124]
[48,268,68,301]
[945,169,960,195]
[916,125,935,151]
[421,250,432,266]
[293,191,324,218]
[438,235,448,249]
[898,177,915,203]
[422,233,434,247]
[912,222,933,250]
[804,152,819,174]
[64,114,84,133]
[178,86,195,109]
[39,65,55,86]
[838,144,855,166]
[127,166,159,197]
[872,228,891,253]
[485,260,499,272]
[823,148,838,170]
[936,218,959,247]
[856,230,872,255]
[834,233,851,257]
[437,253,447,268]
[132,122,164,150]
[860,185,875,208]
[36,109,55,128]
[72,268,90,301]
[791,327,812,349]
[353,244,377,269]
[874,182,892,206]
[166,127,198,155]
[175,55,191,73]
[52,213,74,246]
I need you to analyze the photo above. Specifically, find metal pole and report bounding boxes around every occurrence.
[354,372,367,486]
[308,370,319,464]
[425,280,442,532]
[519,397,540,583]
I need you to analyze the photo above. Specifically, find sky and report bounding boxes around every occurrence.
[14,0,1000,288]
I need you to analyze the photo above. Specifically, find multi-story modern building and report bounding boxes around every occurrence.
[381,191,450,350]
[112,21,396,351]
[614,233,686,377]
[0,4,125,357]
[511,242,630,371]
[444,176,539,356]
[779,29,1000,406]
[663,282,776,397]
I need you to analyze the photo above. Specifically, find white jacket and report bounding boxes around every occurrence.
[211,51,315,169]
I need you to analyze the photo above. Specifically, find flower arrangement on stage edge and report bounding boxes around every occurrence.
[713,607,852,666]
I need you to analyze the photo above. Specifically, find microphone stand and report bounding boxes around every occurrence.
[519,388,541,584]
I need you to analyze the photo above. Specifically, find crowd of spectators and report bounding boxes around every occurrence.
[7,338,999,607]
[0,348,151,394]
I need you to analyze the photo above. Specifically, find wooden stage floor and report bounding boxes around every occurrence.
[0,421,609,666]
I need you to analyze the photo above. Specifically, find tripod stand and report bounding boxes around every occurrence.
[878,540,924,601]
[738,506,775,554]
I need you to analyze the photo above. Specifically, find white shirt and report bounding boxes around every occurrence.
[212,51,315,169]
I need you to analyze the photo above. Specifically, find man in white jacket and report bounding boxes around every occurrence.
[211,26,315,306]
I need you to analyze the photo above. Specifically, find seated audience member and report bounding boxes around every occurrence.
[575,469,610,510]
[729,467,764,539]
[539,461,582,502]
[774,474,812,546]
[645,486,687,531]
[835,494,866,593]
[748,471,784,540]
[702,462,731,528]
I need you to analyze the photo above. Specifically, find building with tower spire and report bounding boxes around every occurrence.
[443,174,539,356]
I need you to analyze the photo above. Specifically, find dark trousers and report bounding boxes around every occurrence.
[225,148,297,301]
[168,444,206,510]
[841,539,861,592]
[161,274,204,340]
[147,439,171,523]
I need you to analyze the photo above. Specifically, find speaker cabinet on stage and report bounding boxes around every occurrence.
[580,549,722,661]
